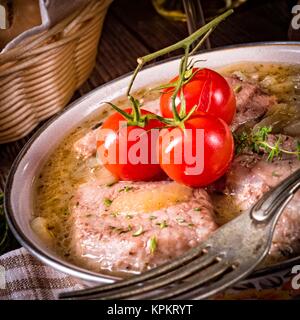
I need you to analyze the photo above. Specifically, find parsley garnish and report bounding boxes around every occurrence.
[156,220,168,229]
[272,171,281,177]
[149,236,158,254]
[234,85,242,93]
[234,126,300,160]
[119,186,134,193]
[103,198,112,207]
[111,212,118,217]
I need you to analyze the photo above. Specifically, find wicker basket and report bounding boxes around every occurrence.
[0,0,112,144]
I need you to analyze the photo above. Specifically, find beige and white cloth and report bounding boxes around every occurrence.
[0,248,84,300]
[1,0,88,53]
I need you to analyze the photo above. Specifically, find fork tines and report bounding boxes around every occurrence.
[60,169,300,300]
[60,240,239,300]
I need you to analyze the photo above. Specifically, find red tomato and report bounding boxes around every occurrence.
[158,113,234,187]
[97,109,165,181]
[160,68,236,125]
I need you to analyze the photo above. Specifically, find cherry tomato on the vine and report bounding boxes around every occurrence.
[158,113,234,187]
[97,109,165,181]
[160,68,236,125]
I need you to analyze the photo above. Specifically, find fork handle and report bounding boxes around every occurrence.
[251,168,300,223]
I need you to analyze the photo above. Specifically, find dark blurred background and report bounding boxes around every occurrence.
[78,0,297,96]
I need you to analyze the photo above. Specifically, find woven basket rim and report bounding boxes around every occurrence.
[0,0,112,143]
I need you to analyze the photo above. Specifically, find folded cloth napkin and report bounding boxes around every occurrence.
[0,248,84,300]
[1,0,88,53]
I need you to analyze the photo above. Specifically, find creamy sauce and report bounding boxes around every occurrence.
[213,62,300,226]
[34,62,300,269]
[34,89,161,263]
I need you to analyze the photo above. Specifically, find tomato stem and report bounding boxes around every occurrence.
[106,9,233,128]
[189,28,215,57]
[103,102,133,121]
[129,96,142,124]
[126,9,233,97]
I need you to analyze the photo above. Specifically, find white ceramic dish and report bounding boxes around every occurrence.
[5,42,300,284]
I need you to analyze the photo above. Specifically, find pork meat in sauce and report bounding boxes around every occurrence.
[225,76,276,131]
[213,149,300,260]
[70,180,217,273]
[34,63,300,275]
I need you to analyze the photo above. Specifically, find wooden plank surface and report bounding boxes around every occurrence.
[0,0,297,253]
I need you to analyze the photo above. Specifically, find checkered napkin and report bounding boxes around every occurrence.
[0,248,84,300]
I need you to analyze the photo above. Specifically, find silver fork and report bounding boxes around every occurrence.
[60,168,300,300]
[183,0,211,49]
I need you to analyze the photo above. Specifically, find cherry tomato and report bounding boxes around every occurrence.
[97,109,165,181]
[158,113,234,187]
[160,68,236,125]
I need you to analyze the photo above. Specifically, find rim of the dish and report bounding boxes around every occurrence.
[4,41,300,283]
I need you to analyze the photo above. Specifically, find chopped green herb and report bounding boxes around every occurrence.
[132,226,144,237]
[149,215,157,220]
[233,131,248,155]
[156,220,168,229]
[267,137,281,161]
[272,171,281,178]
[110,225,132,234]
[118,225,132,234]
[149,236,157,254]
[126,214,133,219]
[188,223,195,227]
[111,212,118,217]
[194,207,201,212]
[104,198,112,207]
[234,126,300,160]
[234,85,242,93]
[119,186,134,193]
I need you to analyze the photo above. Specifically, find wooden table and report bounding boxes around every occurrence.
[0,0,298,252]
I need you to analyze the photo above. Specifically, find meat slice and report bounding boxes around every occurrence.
[69,180,217,273]
[73,129,98,159]
[225,76,276,131]
[213,137,300,261]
